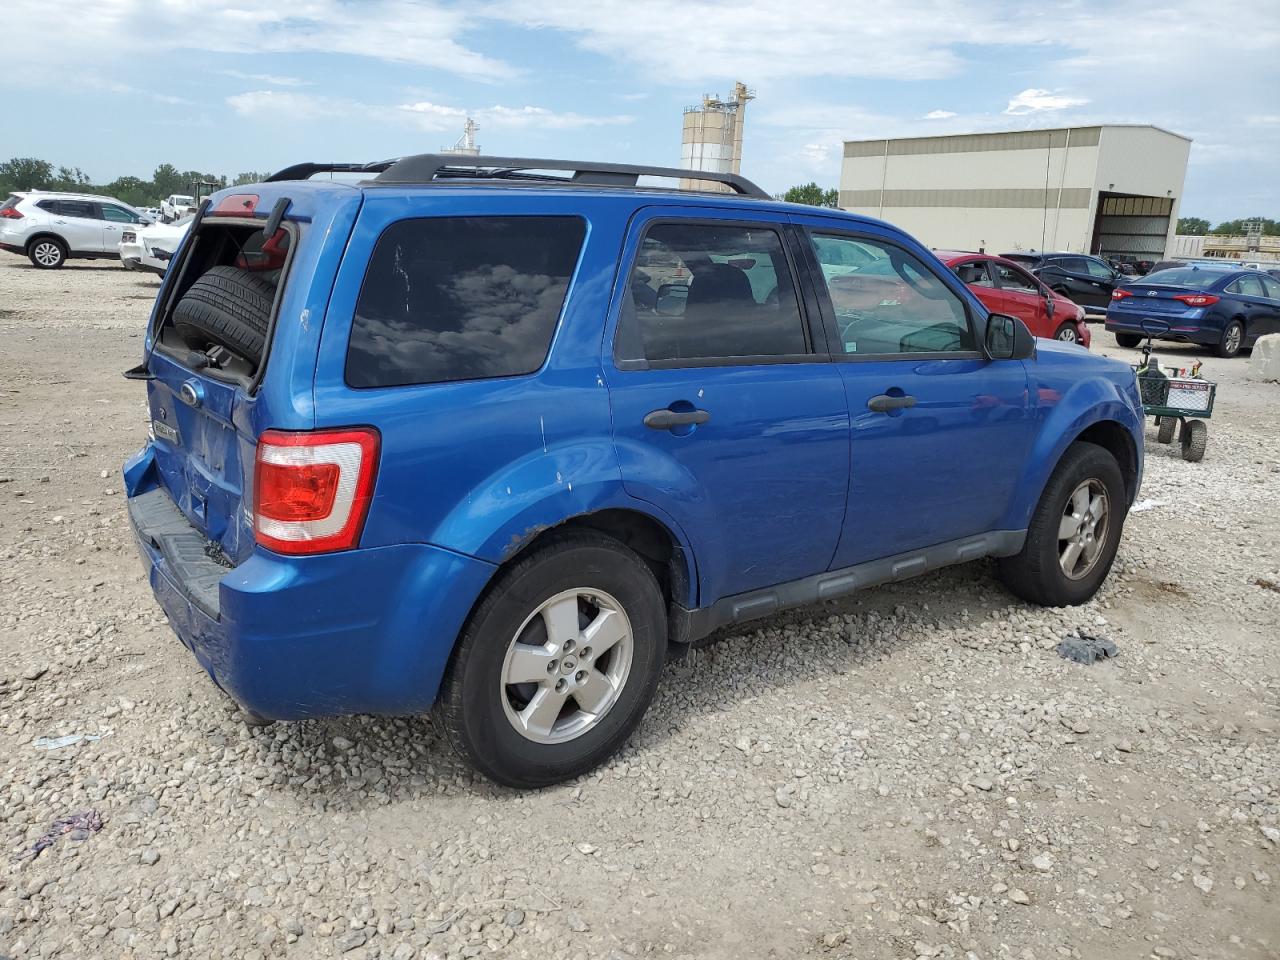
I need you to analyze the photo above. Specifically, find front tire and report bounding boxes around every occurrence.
[1114,333,1142,348]
[1216,320,1243,359]
[1156,417,1177,444]
[1053,322,1080,344]
[28,237,66,269]
[439,532,667,788]
[998,442,1127,607]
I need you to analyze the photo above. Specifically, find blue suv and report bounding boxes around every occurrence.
[124,155,1145,787]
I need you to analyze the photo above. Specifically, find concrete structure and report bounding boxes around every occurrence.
[839,125,1191,264]
[680,82,753,192]
[1178,231,1280,263]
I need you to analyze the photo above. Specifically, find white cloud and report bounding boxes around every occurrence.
[228,91,633,133]
[220,70,311,87]
[4,0,514,82]
[1004,88,1089,116]
[923,110,957,120]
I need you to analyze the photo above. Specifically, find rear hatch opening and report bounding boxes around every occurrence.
[143,206,301,568]
[154,217,295,382]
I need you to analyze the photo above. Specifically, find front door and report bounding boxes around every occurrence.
[605,211,849,603]
[796,221,1036,568]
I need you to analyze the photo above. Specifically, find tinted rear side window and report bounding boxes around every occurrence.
[346,216,585,388]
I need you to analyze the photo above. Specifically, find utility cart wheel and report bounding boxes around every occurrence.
[1180,419,1208,462]
[1156,417,1177,444]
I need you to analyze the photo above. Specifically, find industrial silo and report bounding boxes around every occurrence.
[680,82,754,192]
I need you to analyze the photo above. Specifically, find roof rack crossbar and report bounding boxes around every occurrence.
[367,154,770,198]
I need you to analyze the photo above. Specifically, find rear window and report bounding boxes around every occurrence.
[1141,268,1227,289]
[346,216,586,389]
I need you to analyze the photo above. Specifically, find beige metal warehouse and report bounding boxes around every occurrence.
[839,125,1191,264]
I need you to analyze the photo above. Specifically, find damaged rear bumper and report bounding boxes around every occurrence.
[123,444,496,720]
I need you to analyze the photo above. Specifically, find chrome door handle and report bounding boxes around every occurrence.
[867,394,917,412]
[644,408,711,430]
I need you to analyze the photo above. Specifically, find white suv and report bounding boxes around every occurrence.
[0,192,150,269]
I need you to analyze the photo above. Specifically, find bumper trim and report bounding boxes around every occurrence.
[128,487,228,617]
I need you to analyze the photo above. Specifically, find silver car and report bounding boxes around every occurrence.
[0,191,150,269]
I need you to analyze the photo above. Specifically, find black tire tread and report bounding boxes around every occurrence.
[1114,333,1142,348]
[997,442,1126,607]
[172,265,276,362]
[438,530,666,788]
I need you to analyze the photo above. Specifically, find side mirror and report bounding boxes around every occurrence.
[985,313,1036,361]
[1045,293,1056,318]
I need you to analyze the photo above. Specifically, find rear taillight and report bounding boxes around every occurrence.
[0,207,23,220]
[253,427,379,555]
[1173,293,1219,307]
[1111,289,1132,300]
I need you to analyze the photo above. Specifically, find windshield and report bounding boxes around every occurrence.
[173,196,194,205]
[1139,268,1228,289]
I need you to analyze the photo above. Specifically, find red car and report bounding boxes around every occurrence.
[936,251,1091,348]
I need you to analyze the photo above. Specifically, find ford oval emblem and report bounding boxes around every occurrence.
[179,379,204,408]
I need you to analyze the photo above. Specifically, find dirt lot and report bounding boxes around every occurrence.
[1,258,1277,960]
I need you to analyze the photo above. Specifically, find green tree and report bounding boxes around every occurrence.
[233,171,269,186]
[0,157,55,193]
[1176,216,1209,235]
[1211,217,1279,236]
[781,182,840,208]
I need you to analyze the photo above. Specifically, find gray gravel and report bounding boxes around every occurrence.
[1,258,1277,959]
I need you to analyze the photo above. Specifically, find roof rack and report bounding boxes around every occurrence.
[265,154,770,199]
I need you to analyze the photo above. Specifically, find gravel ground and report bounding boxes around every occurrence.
[1,258,1277,960]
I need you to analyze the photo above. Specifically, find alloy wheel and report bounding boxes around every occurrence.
[1057,327,1078,343]
[1057,479,1110,580]
[500,588,634,744]
[1223,324,1241,356]
[33,242,62,267]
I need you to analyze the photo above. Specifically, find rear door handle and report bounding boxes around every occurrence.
[644,408,711,430]
[867,394,917,412]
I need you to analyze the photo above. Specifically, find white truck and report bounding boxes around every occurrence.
[160,194,195,223]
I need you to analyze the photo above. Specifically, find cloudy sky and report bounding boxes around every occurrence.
[7,0,1277,221]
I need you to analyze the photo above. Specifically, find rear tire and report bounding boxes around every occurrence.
[1156,417,1177,444]
[1180,419,1208,462]
[28,237,66,269]
[1114,333,1142,348]
[439,532,667,788]
[1215,321,1243,359]
[171,265,276,363]
[997,442,1127,607]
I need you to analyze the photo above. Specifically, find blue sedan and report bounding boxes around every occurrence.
[1106,266,1280,358]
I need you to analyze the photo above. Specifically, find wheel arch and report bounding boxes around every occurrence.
[25,232,68,254]
[500,507,696,640]
[1003,383,1144,532]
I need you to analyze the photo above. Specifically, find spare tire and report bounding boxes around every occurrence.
[172,265,276,364]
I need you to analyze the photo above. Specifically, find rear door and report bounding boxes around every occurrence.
[1260,276,1280,337]
[948,257,1005,316]
[52,199,104,253]
[795,219,1034,566]
[605,208,849,602]
[1231,274,1276,343]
